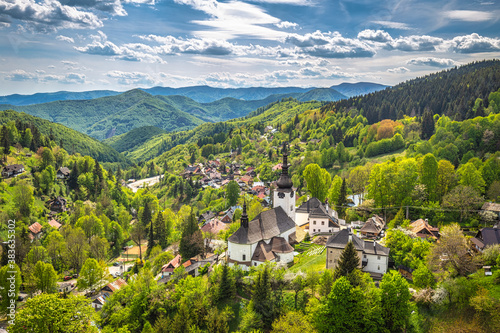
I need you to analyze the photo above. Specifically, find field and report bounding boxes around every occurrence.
[289,243,326,273]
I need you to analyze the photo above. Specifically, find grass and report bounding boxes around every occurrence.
[289,244,326,273]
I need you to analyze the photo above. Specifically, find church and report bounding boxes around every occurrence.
[227,143,297,269]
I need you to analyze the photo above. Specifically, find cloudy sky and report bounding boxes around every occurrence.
[0,0,499,95]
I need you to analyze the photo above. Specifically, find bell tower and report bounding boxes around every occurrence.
[273,142,295,221]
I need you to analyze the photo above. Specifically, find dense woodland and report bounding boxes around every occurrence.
[1,60,500,332]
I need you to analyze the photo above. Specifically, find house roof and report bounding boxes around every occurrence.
[360,215,385,234]
[326,229,390,256]
[48,219,62,229]
[58,167,71,175]
[201,218,228,234]
[104,278,127,292]
[28,222,43,234]
[410,219,439,238]
[2,164,24,173]
[251,241,276,262]
[296,197,322,214]
[270,236,294,253]
[161,254,182,272]
[228,206,295,245]
[475,227,500,248]
[482,202,500,212]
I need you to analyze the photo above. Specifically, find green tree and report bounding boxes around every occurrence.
[303,163,331,202]
[77,258,108,292]
[436,159,456,200]
[388,207,405,229]
[179,210,203,260]
[328,175,342,208]
[63,226,90,273]
[380,271,412,332]
[412,263,435,289]
[226,180,240,207]
[76,214,104,244]
[251,265,275,329]
[0,263,21,315]
[334,241,360,281]
[272,311,316,333]
[130,222,146,261]
[458,162,486,193]
[33,261,58,293]
[40,147,56,170]
[421,110,435,140]
[12,181,34,219]
[337,178,347,217]
[8,293,98,333]
[421,153,438,201]
[442,185,483,222]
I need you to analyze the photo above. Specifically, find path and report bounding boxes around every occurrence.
[126,176,161,193]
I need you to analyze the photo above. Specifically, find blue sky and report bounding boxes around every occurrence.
[0,0,499,95]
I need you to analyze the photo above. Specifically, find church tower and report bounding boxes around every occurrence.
[273,142,295,221]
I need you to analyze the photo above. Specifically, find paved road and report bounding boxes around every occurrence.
[126,176,161,193]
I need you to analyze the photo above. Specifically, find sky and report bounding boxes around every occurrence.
[0,0,499,95]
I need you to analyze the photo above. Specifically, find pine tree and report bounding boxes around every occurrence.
[217,263,234,302]
[334,241,360,279]
[420,110,435,140]
[155,212,168,249]
[179,211,203,260]
[337,178,347,218]
[68,162,79,190]
[143,202,154,256]
[251,266,274,328]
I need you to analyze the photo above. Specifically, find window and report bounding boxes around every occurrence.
[313,229,316,232]
[313,220,316,225]
[377,255,381,260]
[242,254,246,261]
[364,255,366,259]
[378,265,380,271]
[290,205,293,211]
[254,262,257,266]
[330,250,333,254]
[321,221,324,225]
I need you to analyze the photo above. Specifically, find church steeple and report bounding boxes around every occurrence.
[241,200,249,228]
[276,141,293,189]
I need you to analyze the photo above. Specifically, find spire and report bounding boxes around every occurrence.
[276,141,293,189]
[241,200,249,228]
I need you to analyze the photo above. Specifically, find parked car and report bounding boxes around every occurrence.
[63,276,72,281]
[113,262,120,266]
[72,273,78,279]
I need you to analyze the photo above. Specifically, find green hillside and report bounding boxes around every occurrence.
[104,126,166,153]
[0,110,129,164]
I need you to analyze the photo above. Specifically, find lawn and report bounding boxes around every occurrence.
[289,244,326,273]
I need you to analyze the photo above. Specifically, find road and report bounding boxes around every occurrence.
[109,263,134,276]
[126,176,161,193]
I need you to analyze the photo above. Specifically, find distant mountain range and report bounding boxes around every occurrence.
[0,83,388,140]
[0,82,388,106]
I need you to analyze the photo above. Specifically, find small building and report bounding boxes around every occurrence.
[398,265,414,281]
[220,210,234,223]
[48,219,62,230]
[1,164,24,178]
[295,197,340,235]
[359,215,386,239]
[56,167,71,179]
[92,293,109,310]
[201,218,228,234]
[325,229,390,279]
[47,196,68,213]
[481,202,500,220]
[409,219,439,239]
[471,226,500,252]
[198,211,216,223]
[101,278,127,294]
[161,255,182,278]
[28,222,43,241]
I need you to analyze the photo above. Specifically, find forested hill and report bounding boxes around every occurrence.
[0,110,129,164]
[322,59,500,123]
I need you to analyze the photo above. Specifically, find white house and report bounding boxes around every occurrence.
[295,197,340,235]
[227,143,296,270]
[325,229,390,279]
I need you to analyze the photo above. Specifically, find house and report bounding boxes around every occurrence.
[220,210,234,223]
[201,218,228,234]
[398,265,414,281]
[471,226,500,252]
[92,293,110,310]
[161,254,182,278]
[325,229,390,279]
[56,167,71,179]
[272,163,282,171]
[295,197,340,235]
[359,215,386,238]
[481,202,500,220]
[409,219,439,239]
[1,164,24,178]
[58,282,74,293]
[101,278,127,294]
[198,211,216,223]
[228,143,296,270]
[48,219,62,230]
[47,196,68,213]
[28,222,43,241]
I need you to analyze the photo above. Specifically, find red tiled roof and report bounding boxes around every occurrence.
[28,222,43,234]
[161,254,182,273]
[48,219,62,229]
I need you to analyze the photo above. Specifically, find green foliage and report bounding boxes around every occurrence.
[226,180,240,207]
[364,133,405,157]
[0,263,21,315]
[77,258,108,292]
[179,211,203,260]
[380,271,412,332]
[412,263,436,289]
[303,164,331,202]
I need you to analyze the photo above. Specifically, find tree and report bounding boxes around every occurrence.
[154,212,168,249]
[89,236,109,262]
[380,271,412,332]
[40,147,56,170]
[271,311,316,333]
[8,293,98,333]
[313,277,366,332]
[179,210,204,260]
[12,181,34,219]
[334,241,360,281]
[337,178,347,217]
[442,185,483,222]
[63,226,90,273]
[33,261,57,293]
[348,164,370,203]
[45,231,66,272]
[388,207,405,229]
[226,180,240,207]
[421,153,438,201]
[412,262,435,289]
[78,258,108,292]
[0,263,21,315]
[130,222,146,261]
[251,265,275,328]
[458,162,486,193]
[421,110,435,140]
[76,214,104,244]
[436,159,455,200]
[303,163,331,202]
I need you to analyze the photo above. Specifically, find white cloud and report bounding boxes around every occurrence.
[406,57,458,67]
[0,0,104,32]
[357,29,392,43]
[247,0,314,5]
[445,10,495,22]
[4,69,86,85]
[371,21,411,30]
[61,72,86,84]
[5,69,38,81]
[275,21,298,29]
[387,66,410,73]
[106,70,157,86]
[451,33,500,53]
[57,35,75,43]
[385,35,445,52]
[59,0,127,16]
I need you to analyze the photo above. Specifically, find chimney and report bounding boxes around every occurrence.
[325,198,329,214]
